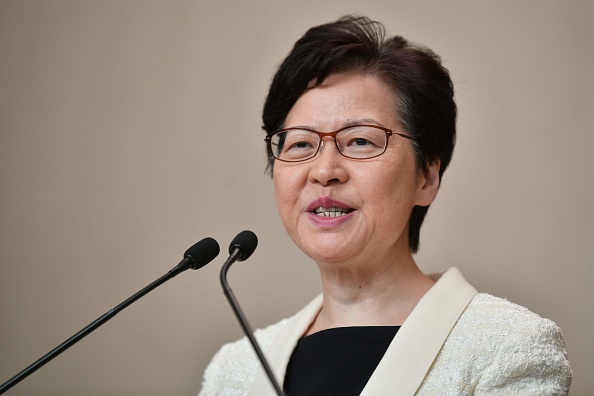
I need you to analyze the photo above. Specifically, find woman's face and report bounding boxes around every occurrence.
[273,72,439,267]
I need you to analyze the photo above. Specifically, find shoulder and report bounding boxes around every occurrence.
[428,293,572,395]
[198,318,289,396]
[459,293,567,349]
[462,292,557,328]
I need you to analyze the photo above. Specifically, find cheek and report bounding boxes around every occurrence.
[273,166,289,200]
[358,163,419,212]
[273,166,309,242]
[273,165,302,216]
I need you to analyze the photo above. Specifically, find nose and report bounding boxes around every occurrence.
[308,137,349,186]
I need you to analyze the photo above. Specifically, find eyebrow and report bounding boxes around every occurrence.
[286,118,386,131]
[344,118,385,127]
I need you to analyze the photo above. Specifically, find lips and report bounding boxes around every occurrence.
[314,206,352,217]
[307,197,355,218]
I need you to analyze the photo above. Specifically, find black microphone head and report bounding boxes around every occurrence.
[185,237,220,270]
[228,230,258,261]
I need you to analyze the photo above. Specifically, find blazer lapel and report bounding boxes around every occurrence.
[360,267,477,395]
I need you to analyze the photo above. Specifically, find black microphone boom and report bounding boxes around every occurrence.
[0,237,220,395]
[220,230,286,396]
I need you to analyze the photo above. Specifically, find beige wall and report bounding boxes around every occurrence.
[1,1,592,394]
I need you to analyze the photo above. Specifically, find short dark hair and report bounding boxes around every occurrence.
[262,15,457,253]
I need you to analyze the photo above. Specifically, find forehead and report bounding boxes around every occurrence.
[285,72,399,129]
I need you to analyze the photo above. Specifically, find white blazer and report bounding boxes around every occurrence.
[200,268,571,395]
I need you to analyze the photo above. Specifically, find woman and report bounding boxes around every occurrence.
[200,16,571,395]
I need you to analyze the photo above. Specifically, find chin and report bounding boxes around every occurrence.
[296,229,359,256]
[302,244,358,264]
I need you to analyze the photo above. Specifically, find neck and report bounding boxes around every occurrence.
[306,254,434,335]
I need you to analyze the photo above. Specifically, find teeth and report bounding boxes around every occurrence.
[314,206,350,217]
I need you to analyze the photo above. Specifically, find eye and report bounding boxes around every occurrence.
[282,133,317,153]
[284,140,315,151]
[272,129,319,160]
[343,131,384,149]
[348,137,374,147]
[337,126,388,158]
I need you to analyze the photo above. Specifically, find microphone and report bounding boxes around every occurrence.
[0,237,220,395]
[220,231,286,396]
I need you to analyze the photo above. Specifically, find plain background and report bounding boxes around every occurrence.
[1,1,592,395]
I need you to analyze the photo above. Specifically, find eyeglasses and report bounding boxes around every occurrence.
[265,124,413,162]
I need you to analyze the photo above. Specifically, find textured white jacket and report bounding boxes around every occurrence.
[200,268,572,395]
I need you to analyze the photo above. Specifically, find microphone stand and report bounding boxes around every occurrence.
[220,249,286,396]
[0,249,213,395]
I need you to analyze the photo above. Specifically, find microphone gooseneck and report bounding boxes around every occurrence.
[220,231,285,396]
[0,237,220,395]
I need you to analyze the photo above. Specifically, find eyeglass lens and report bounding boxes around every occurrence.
[270,125,388,161]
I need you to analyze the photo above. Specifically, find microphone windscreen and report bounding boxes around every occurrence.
[185,237,220,269]
[228,230,258,261]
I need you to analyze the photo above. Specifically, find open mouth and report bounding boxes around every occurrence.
[313,206,354,217]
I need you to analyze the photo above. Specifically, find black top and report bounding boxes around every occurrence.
[283,326,400,396]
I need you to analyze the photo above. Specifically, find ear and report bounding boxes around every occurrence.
[415,160,441,207]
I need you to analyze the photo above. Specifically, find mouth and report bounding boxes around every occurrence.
[313,206,354,217]
[307,197,355,220]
